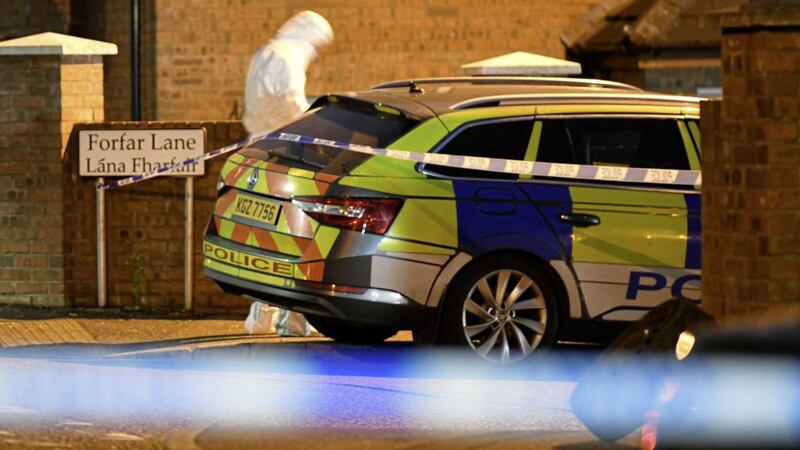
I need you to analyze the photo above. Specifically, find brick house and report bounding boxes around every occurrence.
[3,0,751,119]
[562,0,749,95]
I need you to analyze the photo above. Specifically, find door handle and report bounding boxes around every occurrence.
[559,213,601,227]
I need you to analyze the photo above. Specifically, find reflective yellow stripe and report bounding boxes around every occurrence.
[203,241,295,277]
[219,195,237,218]
[378,237,455,255]
[220,159,239,180]
[227,153,246,164]
[439,106,536,130]
[349,118,449,178]
[218,218,237,240]
[239,267,294,288]
[270,231,303,257]
[203,258,238,277]
[386,199,458,248]
[274,208,319,236]
[231,167,256,191]
[678,121,701,171]
[287,167,316,179]
[288,177,323,195]
[314,226,340,258]
[339,177,455,197]
[570,187,687,268]
[535,104,697,116]
[520,120,543,180]
[245,229,256,247]
[293,266,307,280]
[678,121,702,191]
[227,167,321,197]
[688,120,702,155]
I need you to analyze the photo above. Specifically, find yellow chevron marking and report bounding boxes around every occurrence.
[269,231,303,257]
[231,167,255,191]
[220,160,238,180]
[218,218,237,240]
[314,226,340,258]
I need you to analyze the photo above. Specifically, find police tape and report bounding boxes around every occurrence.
[98,130,702,190]
[97,134,260,190]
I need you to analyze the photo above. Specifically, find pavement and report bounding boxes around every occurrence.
[0,304,413,349]
[0,305,640,449]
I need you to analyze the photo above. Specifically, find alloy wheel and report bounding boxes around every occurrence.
[461,269,547,363]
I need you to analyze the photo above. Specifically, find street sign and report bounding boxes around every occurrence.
[78,129,206,176]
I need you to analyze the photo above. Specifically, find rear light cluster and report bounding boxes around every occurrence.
[292,196,402,235]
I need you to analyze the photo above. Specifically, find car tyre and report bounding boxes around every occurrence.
[306,315,398,344]
[439,254,558,363]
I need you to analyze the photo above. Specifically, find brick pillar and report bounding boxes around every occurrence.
[0,32,116,307]
[702,0,800,318]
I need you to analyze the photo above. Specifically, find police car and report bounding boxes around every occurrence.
[203,77,703,363]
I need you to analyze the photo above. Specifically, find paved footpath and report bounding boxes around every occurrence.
[0,304,347,347]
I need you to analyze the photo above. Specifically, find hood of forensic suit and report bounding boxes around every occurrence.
[275,10,333,50]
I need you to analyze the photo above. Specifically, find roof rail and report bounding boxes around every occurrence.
[450,93,704,110]
[370,76,643,92]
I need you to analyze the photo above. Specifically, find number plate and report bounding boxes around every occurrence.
[232,194,281,226]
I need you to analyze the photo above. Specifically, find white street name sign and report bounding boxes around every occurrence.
[78,129,206,176]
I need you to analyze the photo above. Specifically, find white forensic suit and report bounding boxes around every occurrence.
[242,10,333,337]
[243,10,333,134]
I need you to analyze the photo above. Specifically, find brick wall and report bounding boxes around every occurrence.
[7,0,606,119]
[701,3,800,318]
[64,122,248,313]
[0,54,104,307]
[644,66,721,95]
[87,0,603,121]
[0,0,71,41]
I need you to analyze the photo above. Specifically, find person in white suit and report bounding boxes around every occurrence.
[242,10,333,337]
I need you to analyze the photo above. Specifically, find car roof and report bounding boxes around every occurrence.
[327,77,703,118]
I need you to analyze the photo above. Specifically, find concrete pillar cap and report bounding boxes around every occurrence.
[460,51,582,76]
[0,32,118,56]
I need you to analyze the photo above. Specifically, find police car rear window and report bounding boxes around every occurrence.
[249,104,418,172]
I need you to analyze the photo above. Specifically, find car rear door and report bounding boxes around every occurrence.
[420,117,572,264]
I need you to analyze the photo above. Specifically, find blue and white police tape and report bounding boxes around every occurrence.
[98,131,702,190]
[97,133,262,190]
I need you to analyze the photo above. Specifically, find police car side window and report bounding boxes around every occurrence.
[537,119,690,170]
[425,119,533,180]
[537,121,578,164]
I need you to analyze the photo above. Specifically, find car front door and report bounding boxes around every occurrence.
[520,116,702,321]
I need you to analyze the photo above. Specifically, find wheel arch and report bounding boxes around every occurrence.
[462,249,571,327]
[425,248,573,343]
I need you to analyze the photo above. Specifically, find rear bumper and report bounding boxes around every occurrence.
[204,266,436,330]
